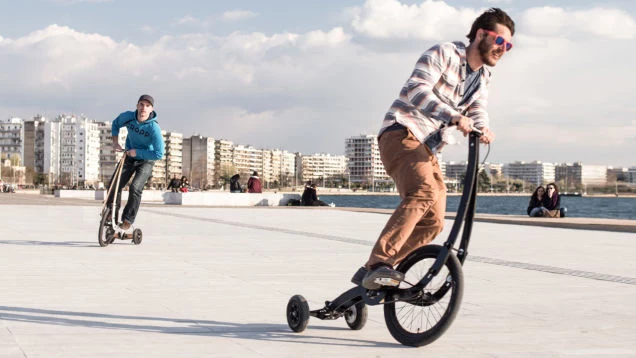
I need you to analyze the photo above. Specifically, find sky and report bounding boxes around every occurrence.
[0,0,635,166]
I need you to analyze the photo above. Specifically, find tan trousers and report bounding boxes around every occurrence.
[366,128,447,268]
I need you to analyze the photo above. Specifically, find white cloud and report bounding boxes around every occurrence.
[222,10,258,22]
[48,0,111,4]
[1,1,636,166]
[520,6,636,39]
[175,15,201,26]
[347,0,479,40]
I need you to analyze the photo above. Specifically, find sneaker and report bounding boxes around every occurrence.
[362,265,404,290]
[350,267,368,286]
[119,221,132,231]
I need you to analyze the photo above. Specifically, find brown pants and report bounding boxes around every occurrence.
[366,128,446,268]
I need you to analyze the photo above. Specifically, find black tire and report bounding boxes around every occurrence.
[98,208,115,247]
[384,244,464,347]
[286,295,310,332]
[132,228,143,245]
[344,301,368,330]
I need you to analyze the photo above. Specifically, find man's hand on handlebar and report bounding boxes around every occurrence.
[452,115,473,137]
[113,143,124,152]
[479,127,495,144]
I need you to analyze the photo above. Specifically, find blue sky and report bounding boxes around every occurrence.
[1,0,635,166]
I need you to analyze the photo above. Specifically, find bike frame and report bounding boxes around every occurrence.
[311,131,481,317]
[100,152,127,229]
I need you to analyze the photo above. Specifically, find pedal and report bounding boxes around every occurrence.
[374,277,401,287]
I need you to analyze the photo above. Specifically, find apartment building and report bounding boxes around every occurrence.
[214,139,234,184]
[0,117,24,163]
[269,149,296,187]
[298,153,348,186]
[503,161,555,187]
[444,162,468,182]
[555,162,608,189]
[345,135,389,187]
[163,131,183,187]
[98,122,127,186]
[182,135,215,189]
[56,115,101,187]
[232,144,263,181]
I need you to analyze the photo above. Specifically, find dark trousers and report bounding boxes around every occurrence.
[107,157,155,224]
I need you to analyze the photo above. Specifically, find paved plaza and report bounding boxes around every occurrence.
[0,194,635,357]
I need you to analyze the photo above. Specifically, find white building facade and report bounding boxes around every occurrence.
[345,135,390,188]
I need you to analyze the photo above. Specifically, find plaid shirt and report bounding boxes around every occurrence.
[380,41,491,151]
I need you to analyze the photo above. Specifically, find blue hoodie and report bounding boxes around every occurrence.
[111,110,165,160]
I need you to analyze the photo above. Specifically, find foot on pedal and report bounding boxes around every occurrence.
[362,265,404,290]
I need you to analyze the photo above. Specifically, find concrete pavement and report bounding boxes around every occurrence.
[0,195,635,357]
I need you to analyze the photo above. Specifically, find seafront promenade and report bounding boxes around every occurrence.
[0,194,635,357]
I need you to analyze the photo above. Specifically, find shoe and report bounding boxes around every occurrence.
[119,221,132,231]
[351,267,368,286]
[362,265,404,290]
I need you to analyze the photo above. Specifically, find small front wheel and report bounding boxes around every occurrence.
[344,301,367,330]
[287,295,310,332]
[132,228,143,245]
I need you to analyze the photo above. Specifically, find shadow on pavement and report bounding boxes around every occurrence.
[0,306,400,348]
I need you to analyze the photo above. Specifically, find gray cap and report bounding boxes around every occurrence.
[138,94,154,106]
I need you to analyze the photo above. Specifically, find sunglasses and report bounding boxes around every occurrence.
[483,29,513,51]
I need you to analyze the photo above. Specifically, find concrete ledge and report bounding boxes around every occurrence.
[165,192,300,206]
[337,207,636,233]
[54,189,300,206]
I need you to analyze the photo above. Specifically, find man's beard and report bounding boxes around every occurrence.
[478,39,501,67]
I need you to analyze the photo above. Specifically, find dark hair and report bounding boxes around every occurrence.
[531,186,545,200]
[466,8,515,43]
[252,171,258,176]
[546,183,559,193]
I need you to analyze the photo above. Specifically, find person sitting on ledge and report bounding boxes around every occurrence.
[527,185,548,217]
[542,182,567,218]
[229,174,243,193]
[301,183,329,206]
[247,171,262,193]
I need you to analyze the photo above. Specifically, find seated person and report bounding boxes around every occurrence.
[543,183,565,217]
[247,171,262,193]
[527,185,547,217]
[301,183,329,206]
[179,176,189,193]
[229,174,243,193]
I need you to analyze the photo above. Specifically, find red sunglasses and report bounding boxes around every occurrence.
[483,29,513,51]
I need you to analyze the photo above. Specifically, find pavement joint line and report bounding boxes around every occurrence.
[147,209,636,287]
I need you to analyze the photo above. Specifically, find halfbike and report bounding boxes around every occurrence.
[286,130,483,347]
[98,153,143,247]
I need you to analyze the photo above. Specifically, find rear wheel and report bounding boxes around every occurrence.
[344,301,367,330]
[384,244,464,347]
[287,295,310,332]
[132,228,143,245]
[98,208,115,247]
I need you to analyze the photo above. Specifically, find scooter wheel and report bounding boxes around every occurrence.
[286,295,310,332]
[345,301,368,330]
[132,228,143,245]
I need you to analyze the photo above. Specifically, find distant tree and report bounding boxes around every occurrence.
[478,169,491,192]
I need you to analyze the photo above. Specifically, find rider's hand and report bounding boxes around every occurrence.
[113,143,124,152]
[452,115,473,137]
[126,149,136,158]
[480,127,496,144]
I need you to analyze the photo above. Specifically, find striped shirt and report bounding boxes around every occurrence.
[380,41,492,152]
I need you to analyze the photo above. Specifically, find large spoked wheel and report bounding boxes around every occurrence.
[384,244,464,347]
[98,208,116,247]
[287,295,310,332]
[344,301,368,330]
[132,228,143,245]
